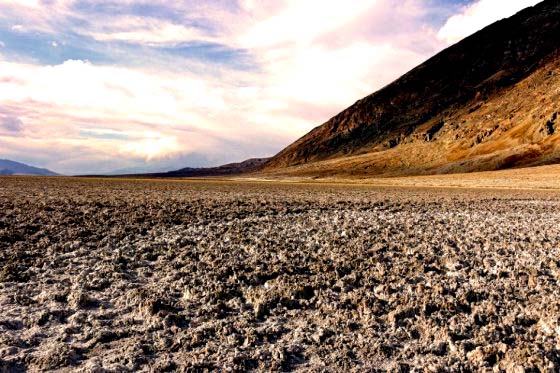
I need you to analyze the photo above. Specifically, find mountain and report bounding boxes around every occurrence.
[0,159,59,176]
[122,158,269,178]
[263,0,560,177]
[105,166,179,176]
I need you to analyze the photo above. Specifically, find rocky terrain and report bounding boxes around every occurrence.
[264,0,560,177]
[1,176,560,371]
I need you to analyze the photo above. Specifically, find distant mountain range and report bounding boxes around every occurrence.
[13,1,560,180]
[122,158,269,178]
[261,0,560,177]
[0,159,59,176]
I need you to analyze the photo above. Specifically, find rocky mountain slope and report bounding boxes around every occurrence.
[0,159,58,176]
[263,0,560,177]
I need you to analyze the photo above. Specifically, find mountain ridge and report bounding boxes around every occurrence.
[102,158,270,178]
[0,159,59,176]
[151,158,269,178]
[263,0,560,177]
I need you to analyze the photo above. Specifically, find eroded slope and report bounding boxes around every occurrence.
[264,0,560,177]
[264,54,560,177]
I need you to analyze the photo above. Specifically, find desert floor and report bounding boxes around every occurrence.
[1,176,560,371]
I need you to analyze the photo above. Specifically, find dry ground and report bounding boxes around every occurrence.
[1,176,560,372]
[255,163,560,190]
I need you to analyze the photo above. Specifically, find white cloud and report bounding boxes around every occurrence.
[0,59,304,168]
[0,1,233,46]
[238,0,378,48]
[0,0,542,173]
[437,0,541,43]
[0,0,452,173]
[231,0,440,113]
[7,0,40,7]
[120,132,181,160]
[85,16,220,46]
[259,42,425,107]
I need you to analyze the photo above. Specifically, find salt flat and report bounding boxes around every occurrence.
[256,163,560,191]
[1,176,559,371]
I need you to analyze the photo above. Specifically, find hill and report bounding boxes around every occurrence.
[120,158,269,178]
[263,0,560,177]
[0,159,58,176]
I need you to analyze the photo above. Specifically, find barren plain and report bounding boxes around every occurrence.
[1,176,560,372]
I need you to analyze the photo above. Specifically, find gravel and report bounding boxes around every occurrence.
[1,177,560,372]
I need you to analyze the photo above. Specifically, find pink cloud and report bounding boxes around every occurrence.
[0,0,542,173]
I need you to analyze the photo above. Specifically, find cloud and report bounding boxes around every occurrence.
[79,128,182,161]
[0,0,457,174]
[120,132,181,160]
[0,0,542,174]
[0,58,298,172]
[437,0,542,43]
[3,0,41,8]
[237,0,378,48]
[85,17,218,46]
[231,0,449,111]
[0,114,23,134]
[0,1,233,46]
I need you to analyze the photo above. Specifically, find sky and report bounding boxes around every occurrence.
[0,0,542,174]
